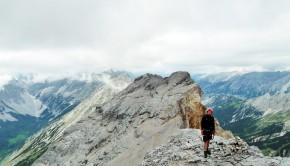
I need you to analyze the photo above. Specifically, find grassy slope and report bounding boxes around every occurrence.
[0,114,46,162]
[208,95,290,156]
[223,109,290,156]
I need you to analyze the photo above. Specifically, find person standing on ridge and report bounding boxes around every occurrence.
[201,108,215,158]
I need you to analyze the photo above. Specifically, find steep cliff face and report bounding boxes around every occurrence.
[177,87,232,139]
[21,71,217,166]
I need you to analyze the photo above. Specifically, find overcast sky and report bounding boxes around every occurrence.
[0,0,290,77]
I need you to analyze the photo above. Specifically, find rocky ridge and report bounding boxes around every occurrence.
[141,129,290,166]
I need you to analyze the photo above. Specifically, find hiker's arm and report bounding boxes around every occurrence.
[213,118,215,131]
[201,117,204,130]
[212,117,216,135]
[201,117,204,135]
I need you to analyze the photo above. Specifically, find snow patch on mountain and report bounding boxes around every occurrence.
[0,112,18,122]
[55,85,79,98]
[63,89,79,98]
[56,85,66,94]
[39,86,53,96]
[0,101,17,122]
[6,92,47,117]
[250,131,287,143]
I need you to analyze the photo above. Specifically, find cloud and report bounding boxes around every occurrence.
[0,74,13,90]
[0,0,290,75]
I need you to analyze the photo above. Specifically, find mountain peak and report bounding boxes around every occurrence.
[134,71,192,83]
[132,71,194,93]
[167,71,194,85]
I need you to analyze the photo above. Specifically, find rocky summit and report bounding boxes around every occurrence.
[5,71,290,166]
[141,129,290,166]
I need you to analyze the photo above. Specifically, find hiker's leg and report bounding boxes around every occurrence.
[204,141,208,151]
[203,135,207,151]
[206,134,212,151]
[204,140,209,158]
[206,141,209,150]
[207,141,211,155]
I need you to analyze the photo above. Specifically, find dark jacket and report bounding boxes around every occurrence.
[201,115,215,132]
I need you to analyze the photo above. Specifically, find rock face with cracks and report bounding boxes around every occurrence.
[14,71,289,166]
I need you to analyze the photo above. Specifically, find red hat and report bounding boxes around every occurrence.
[206,108,213,112]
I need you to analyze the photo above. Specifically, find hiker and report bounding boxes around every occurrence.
[201,108,215,158]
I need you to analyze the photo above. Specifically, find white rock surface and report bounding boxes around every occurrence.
[142,129,290,166]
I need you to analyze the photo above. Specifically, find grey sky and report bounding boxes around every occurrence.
[0,0,290,76]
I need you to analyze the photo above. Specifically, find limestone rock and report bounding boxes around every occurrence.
[141,129,290,166]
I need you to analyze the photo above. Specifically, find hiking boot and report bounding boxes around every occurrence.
[204,151,207,158]
[207,149,211,155]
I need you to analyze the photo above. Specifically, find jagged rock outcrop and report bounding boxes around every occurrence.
[141,129,290,166]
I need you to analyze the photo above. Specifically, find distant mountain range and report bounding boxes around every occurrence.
[3,71,290,166]
[0,70,132,162]
[196,71,290,157]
